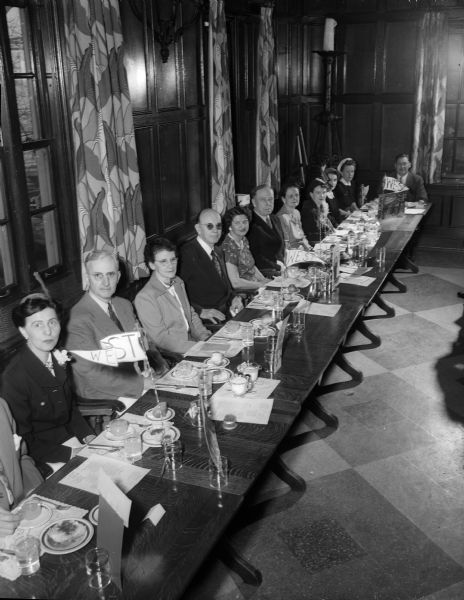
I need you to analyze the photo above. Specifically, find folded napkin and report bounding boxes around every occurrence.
[294,300,341,317]
[185,340,243,358]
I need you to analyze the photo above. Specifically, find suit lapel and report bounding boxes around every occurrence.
[21,346,61,388]
[82,294,126,338]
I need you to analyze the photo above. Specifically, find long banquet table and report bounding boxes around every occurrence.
[0,207,429,600]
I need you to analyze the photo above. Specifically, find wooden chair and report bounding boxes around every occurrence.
[76,397,126,435]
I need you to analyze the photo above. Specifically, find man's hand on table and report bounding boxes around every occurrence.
[230,296,244,317]
[0,507,19,537]
[200,308,226,324]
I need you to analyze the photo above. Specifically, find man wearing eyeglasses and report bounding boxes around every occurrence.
[247,184,285,276]
[65,250,166,400]
[179,209,243,326]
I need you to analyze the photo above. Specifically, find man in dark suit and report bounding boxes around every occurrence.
[179,209,243,326]
[65,250,166,400]
[247,184,285,276]
[382,153,428,203]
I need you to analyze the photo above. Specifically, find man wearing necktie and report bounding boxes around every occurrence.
[180,209,243,327]
[378,152,428,204]
[247,184,285,276]
[65,250,166,400]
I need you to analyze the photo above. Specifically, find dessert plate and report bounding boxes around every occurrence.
[208,368,232,384]
[170,366,198,380]
[104,424,136,443]
[204,357,230,368]
[41,518,94,555]
[88,506,99,526]
[142,425,180,447]
[144,407,175,422]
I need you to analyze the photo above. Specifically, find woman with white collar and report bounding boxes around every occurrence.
[333,157,359,218]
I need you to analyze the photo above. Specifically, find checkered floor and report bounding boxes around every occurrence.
[183,252,464,600]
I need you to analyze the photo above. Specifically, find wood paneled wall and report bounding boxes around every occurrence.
[120,0,209,243]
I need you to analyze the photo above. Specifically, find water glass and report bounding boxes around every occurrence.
[163,439,183,471]
[376,246,386,268]
[198,368,213,397]
[209,456,229,489]
[15,536,40,576]
[292,311,305,339]
[241,323,254,346]
[85,547,111,590]
[272,292,284,321]
[123,432,142,463]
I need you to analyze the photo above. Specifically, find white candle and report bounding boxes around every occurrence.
[323,18,337,52]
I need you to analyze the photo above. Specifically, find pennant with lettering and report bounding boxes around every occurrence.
[70,331,147,366]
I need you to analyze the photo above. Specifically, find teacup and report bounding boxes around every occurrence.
[210,352,224,366]
[230,375,249,396]
[19,500,41,521]
[108,418,129,437]
[240,362,260,383]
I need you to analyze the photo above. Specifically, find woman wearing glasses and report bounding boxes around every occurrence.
[220,207,270,290]
[135,238,211,354]
[2,294,95,477]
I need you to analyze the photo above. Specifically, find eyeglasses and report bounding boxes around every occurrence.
[200,222,222,231]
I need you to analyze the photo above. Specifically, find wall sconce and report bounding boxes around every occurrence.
[128,0,206,63]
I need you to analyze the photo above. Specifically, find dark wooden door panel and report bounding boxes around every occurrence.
[380,104,413,169]
[383,20,418,95]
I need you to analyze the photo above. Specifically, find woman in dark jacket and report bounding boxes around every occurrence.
[1,293,94,477]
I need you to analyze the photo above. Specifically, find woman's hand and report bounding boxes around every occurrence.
[0,507,20,537]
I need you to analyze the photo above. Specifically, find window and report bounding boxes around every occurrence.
[0,1,74,297]
[443,27,464,178]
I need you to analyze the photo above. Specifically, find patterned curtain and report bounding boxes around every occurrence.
[255,6,280,190]
[209,0,235,214]
[411,12,447,183]
[64,0,148,281]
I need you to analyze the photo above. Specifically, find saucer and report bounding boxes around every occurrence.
[171,366,198,380]
[104,424,136,443]
[204,357,230,368]
[208,368,232,383]
[144,407,175,422]
[142,425,180,447]
[88,506,99,526]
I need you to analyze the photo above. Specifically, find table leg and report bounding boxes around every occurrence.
[344,319,381,352]
[219,539,263,586]
[395,254,419,274]
[366,294,396,319]
[382,272,407,293]
[317,351,363,394]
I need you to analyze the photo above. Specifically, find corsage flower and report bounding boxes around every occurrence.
[53,349,71,366]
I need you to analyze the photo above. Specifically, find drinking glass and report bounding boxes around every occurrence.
[272,292,284,321]
[15,536,40,576]
[375,246,386,269]
[292,311,305,340]
[123,432,142,463]
[163,439,183,471]
[241,323,254,365]
[85,547,111,590]
[209,456,229,489]
[198,368,213,397]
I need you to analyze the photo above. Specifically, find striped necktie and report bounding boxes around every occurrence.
[108,302,123,331]
[211,250,224,280]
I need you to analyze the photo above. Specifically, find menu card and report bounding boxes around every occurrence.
[59,454,148,494]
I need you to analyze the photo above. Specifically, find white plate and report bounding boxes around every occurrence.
[204,357,230,368]
[208,367,232,383]
[144,407,176,422]
[142,425,180,447]
[41,518,94,555]
[170,366,198,380]
[282,293,303,302]
[88,506,99,526]
[104,424,136,444]
[18,504,53,529]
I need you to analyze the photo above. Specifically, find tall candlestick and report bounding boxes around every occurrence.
[323,18,337,52]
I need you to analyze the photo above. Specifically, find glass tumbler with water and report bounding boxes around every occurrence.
[15,536,41,575]
[85,547,111,590]
[241,323,254,365]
